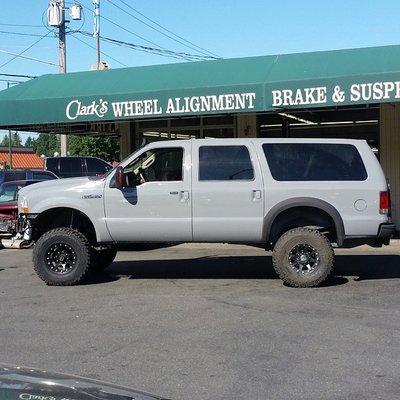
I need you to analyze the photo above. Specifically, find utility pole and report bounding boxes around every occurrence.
[47,0,82,156]
[6,82,13,169]
[59,0,68,156]
[93,0,101,69]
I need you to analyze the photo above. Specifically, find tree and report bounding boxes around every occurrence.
[68,135,120,162]
[0,135,10,147]
[12,132,22,147]
[25,136,36,149]
[34,133,60,157]
[0,131,22,147]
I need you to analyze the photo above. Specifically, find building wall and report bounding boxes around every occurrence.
[236,114,257,138]
[380,103,400,231]
[118,121,134,159]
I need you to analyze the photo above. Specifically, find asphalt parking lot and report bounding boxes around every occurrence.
[1,242,400,400]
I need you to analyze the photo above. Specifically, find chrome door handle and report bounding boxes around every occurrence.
[180,190,190,202]
[169,191,179,195]
[252,189,262,201]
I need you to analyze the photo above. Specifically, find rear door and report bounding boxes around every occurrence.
[45,158,59,176]
[192,140,264,242]
[59,157,84,178]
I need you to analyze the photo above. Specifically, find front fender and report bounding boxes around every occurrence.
[28,197,111,243]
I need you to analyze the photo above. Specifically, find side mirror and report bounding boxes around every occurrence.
[115,166,127,189]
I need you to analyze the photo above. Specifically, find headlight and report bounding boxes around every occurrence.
[20,196,29,214]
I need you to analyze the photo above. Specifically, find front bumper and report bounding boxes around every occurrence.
[0,215,15,235]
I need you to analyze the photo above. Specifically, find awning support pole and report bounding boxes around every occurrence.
[282,118,290,138]
[59,0,68,156]
[7,82,12,168]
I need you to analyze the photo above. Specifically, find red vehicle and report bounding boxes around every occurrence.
[0,180,43,234]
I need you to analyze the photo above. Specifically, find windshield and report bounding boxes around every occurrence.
[0,183,21,202]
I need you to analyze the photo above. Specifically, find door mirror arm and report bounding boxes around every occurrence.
[115,166,127,189]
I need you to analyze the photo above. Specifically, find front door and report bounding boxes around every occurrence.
[104,143,192,242]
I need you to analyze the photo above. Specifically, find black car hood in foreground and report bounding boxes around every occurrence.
[0,365,168,400]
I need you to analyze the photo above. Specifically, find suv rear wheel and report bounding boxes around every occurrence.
[272,227,334,287]
[33,228,91,286]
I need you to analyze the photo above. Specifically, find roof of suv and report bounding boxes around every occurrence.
[45,156,107,160]
[141,138,368,146]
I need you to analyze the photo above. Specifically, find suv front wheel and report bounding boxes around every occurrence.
[33,228,91,286]
[272,227,334,287]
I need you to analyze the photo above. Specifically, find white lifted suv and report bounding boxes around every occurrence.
[14,138,395,287]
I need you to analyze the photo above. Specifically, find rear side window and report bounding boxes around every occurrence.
[32,171,57,180]
[263,143,367,181]
[199,145,254,181]
[59,158,82,175]
[45,158,58,173]
[86,158,112,175]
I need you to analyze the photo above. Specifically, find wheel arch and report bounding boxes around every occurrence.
[32,207,98,244]
[264,197,345,246]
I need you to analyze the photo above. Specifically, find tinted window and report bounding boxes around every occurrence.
[263,143,367,181]
[86,158,112,175]
[46,158,59,174]
[59,158,83,177]
[123,147,183,186]
[199,145,254,181]
[32,171,57,180]
[4,171,26,182]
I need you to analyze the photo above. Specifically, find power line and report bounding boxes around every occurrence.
[105,0,220,58]
[0,22,43,28]
[0,30,54,38]
[120,1,220,58]
[69,32,128,67]
[0,49,58,67]
[79,2,165,49]
[0,54,55,69]
[77,30,216,61]
[0,73,37,78]
[0,31,55,69]
[100,14,194,61]
[78,2,193,61]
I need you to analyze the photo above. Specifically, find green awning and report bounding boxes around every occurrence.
[1,44,400,129]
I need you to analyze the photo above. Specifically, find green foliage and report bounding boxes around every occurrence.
[0,131,22,147]
[68,136,120,162]
[25,136,35,149]
[1,133,120,161]
[12,132,22,147]
[33,133,60,157]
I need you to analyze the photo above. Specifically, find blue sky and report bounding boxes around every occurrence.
[1,0,400,142]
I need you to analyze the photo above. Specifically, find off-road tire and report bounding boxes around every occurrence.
[91,246,117,271]
[272,227,334,288]
[33,228,91,286]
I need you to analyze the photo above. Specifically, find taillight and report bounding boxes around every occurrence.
[379,191,390,215]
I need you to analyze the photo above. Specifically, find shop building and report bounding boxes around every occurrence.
[0,44,398,231]
[0,147,44,170]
